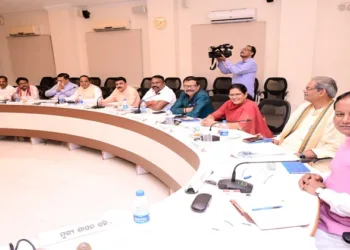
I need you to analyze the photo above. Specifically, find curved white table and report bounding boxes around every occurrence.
[0,104,320,249]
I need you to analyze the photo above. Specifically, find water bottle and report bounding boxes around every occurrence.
[58,95,64,104]
[122,98,128,111]
[133,190,150,224]
[14,93,20,102]
[140,101,147,113]
[165,108,174,124]
[219,120,229,140]
[78,95,83,105]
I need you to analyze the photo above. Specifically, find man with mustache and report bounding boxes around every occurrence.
[65,75,102,105]
[273,76,345,172]
[142,75,176,111]
[0,76,15,101]
[100,77,140,107]
[217,45,257,99]
[13,77,39,100]
[170,76,213,118]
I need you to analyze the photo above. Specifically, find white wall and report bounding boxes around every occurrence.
[0,0,349,109]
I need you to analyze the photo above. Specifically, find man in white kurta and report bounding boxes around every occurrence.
[66,75,102,106]
[0,76,15,100]
[274,76,345,172]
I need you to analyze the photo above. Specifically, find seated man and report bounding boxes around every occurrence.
[170,76,214,118]
[45,73,77,98]
[13,77,39,100]
[0,76,15,100]
[100,77,140,107]
[142,75,176,111]
[201,84,272,138]
[274,76,345,171]
[298,91,350,249]
[65,75,102,105]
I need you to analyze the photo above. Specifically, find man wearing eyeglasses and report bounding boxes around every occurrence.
[45,73,78,98]
[273,76,345,172]
[171,76,213,118]
[217,45,257,99]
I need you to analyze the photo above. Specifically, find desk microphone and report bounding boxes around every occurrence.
[133,92,160,114]
[91,96,105,109]
[217,158,314,193]
[209,118,252,131]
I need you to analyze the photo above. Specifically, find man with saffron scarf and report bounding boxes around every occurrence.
[299,91,350,249]
[273,76,345,172]
[13,77,39,100]
[201,84,272,138]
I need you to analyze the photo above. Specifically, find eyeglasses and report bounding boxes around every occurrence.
[183,85,197,89]
[305,87,322,91]
[228,93,243,97]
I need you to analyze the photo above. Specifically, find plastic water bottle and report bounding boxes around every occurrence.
[58,95,64,104]
[133,190,150,224]
[220,120,229,140]
[165,108,174,124]
[122,98,128,111]
[140,101,147,113]
[78,95,83,105]
[14,93,20,102]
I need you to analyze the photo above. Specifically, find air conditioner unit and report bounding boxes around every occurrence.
[8,25,40,37]
[208,8,256,24]
[93,20,130,32]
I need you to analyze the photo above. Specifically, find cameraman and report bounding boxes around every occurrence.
[217,45,257,99]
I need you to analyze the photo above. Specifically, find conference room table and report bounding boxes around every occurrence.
[0,102,320,250]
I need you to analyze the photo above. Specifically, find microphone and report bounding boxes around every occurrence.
[217,158,314,193]
[209,118,252,131]
[133,92,160,114]
[91,96,105,109]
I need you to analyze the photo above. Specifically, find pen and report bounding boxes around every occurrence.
[252,205,283,211]
[243,175,252,180]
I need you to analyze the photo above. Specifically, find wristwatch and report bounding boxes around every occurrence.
[315,187,325,197]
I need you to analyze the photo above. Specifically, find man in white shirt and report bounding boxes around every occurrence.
[13,77,39,100]
[0,76,15,101]
[142,75,176,111]
[65,75,102,105]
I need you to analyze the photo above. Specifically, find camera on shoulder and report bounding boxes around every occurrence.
[208,43,233,70]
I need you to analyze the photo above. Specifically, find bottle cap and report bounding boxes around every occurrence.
[136,190,145,196]
[222,120,227,123]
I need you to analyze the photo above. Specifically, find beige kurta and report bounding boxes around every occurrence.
[104,85,140,107]
[277,101,345,172]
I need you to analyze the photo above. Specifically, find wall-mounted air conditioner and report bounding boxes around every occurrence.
[93,20,130,32]
[8,25,40,37]
[208,8,257,24]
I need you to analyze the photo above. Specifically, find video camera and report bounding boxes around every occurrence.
[208,43,233,70]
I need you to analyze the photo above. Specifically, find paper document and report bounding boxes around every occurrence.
[231,143,289,159]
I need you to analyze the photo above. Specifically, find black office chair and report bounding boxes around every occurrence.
[37,77,56,99]
[165,77,181,92]
[210,94,229,111]
[195,77,208,90]
[259,77,288,100]
[137,77,152,98]
[208,77,232,95]
[254,78,259,102]
[258,99,291,135]
[101,77,118,99]
[69,77,80,86]
[90,77,101,87]
[343,232,350,243]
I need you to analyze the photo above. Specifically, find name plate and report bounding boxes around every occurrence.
[38,219,112,247]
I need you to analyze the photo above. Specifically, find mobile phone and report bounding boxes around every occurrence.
[242,136,263,143]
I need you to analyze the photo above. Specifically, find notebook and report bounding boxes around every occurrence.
[282,162,310,174]
[231,198,310,230]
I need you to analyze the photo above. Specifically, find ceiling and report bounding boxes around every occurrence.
[0,0,137,14]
